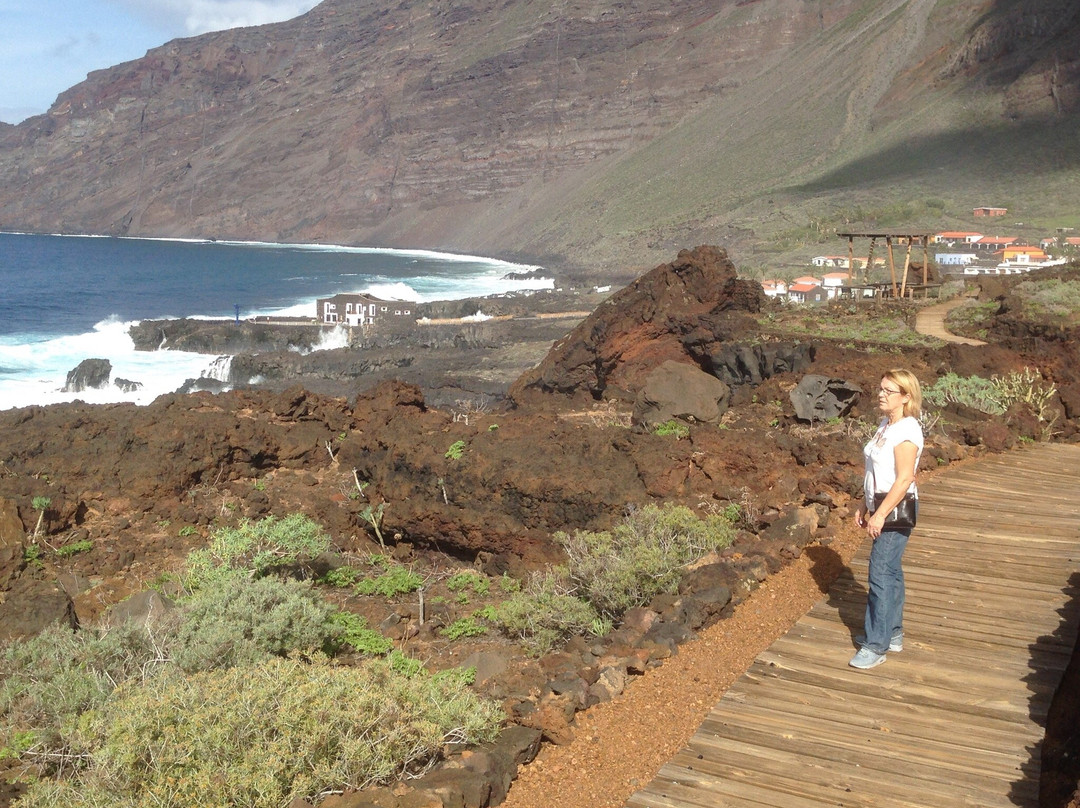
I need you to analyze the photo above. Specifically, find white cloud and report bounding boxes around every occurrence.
[108,0,320,36]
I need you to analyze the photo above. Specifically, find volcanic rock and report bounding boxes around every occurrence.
[632,360,730,428]
[708,342,814,387]
[508,245,765,406]
[114,378,143,393]
[789,375,862,422]
[63,358,112,392]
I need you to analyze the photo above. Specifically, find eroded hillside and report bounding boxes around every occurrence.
[0,0,1077,271]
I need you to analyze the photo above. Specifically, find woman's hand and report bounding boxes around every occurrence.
[854,503,868,529]
[865,511,886,539]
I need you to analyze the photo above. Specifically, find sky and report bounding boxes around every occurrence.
[0,0,320,125]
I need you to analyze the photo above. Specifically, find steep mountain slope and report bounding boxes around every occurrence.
[0,0,1076,273]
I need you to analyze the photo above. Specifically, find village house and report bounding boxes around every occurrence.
[974,236,1018,252]
[761,279,789,298]
[936,252,978,267]
[973,206,1008,217]
[932,231,983,245]
[316,293,414,327]
[811,256,852,269]
[999,246,1048,264]
[787,281,828,304]
[821,272,852,299]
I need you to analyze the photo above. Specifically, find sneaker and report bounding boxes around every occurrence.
[849,647,887,669]
[856,633,903,652]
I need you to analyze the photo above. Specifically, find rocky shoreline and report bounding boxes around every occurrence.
[2,247,1079,808]
[116,287,612,409]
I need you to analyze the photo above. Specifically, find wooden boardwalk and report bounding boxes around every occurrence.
[627,443,1080,808]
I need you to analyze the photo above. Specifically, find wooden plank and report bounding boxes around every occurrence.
[626,444,1080,808]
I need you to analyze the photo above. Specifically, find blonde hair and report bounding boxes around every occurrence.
[884,368,922,419]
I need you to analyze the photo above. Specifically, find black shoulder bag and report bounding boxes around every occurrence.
[873,492,917,530]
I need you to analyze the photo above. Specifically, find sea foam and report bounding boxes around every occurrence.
[0,236,554,411]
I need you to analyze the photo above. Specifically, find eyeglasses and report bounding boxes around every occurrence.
[878,386,903,397]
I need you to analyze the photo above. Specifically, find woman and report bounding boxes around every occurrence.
[851,368,924,670]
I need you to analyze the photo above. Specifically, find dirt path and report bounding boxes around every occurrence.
[914,297,987,345]
[500,524,866,808]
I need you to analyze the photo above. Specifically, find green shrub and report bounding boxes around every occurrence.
[944,300,997,338]
[321,566,364,588]
[446,572,489,596]
[171,575,338,673]
[387,650,426,678]
[557,503,735,616]
[15,657,503,808]
[441,618,487,640]
[355,565,423,598]
[22,544,42,568]
[494,570,606,655]
[0,620,169,761]
[54,539,93,558]
[328,612,393,656]
[445,440,466,460]
[653,419,690,439]
[431,666,477,688]
[923,372,1004,414]
[1014,278,1080,321]
[184,513,331,589]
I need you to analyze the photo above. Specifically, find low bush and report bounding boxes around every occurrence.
[328,611,393,656]
[355,565,424,598]
[0,620,169,762]
[923,372,1004,414]
[54,539,93,558]
[441,617,488,640]
[446,572,489,596]
[653,419,690,439]
[171,574,339,672]
[494,570,607,655]
[925,369,1058,432]
[1014,278,1080,322]
[184,513,331,590]
[321,565,364,588]
[15,657,503,808]
[557,503,736,616]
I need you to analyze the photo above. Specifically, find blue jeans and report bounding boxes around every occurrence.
[862,527,912,654]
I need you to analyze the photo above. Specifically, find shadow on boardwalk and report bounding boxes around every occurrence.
[1026,570,1080,808]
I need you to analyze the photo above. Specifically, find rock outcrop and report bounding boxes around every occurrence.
[632,361,731,428]
[63,358,111,392]
[509,246,765,406]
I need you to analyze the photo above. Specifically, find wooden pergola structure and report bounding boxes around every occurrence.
[837,230,933,298]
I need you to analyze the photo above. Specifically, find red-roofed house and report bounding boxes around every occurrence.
[974,236,1017,251]
[933,231,983,244]
[788,282,828,304]
[792,275,822,285]
[973,206,1008,217]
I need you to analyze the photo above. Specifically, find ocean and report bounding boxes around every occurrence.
[0,233,552,410]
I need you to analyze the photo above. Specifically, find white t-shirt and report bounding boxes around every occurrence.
[863,415,924,509]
